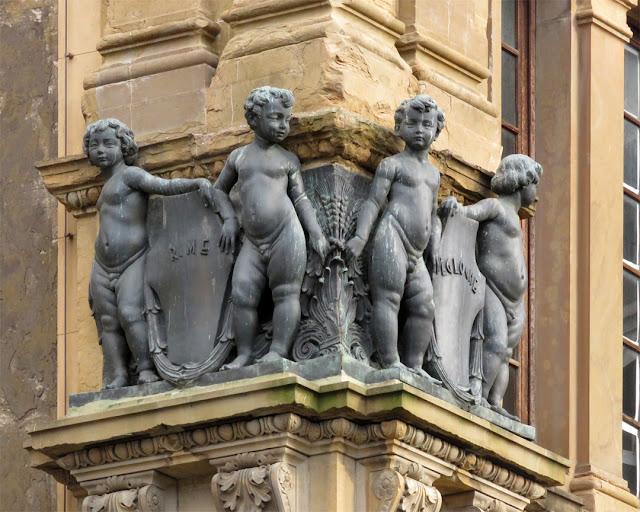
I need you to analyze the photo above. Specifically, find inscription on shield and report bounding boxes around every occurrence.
[145,191,234,385]
[431,214,486,401]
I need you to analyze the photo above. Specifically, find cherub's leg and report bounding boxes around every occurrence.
[116,255,159,385]
[401,261,439,383]
[259,222,306,362]
[481,285,509,405]
[90,263,129,389]
[369,224,407,369]
[487,300,525,420]
[223,241,267,369]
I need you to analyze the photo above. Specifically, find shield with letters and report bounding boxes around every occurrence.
[427,213,486,404]
[145,191,235,386]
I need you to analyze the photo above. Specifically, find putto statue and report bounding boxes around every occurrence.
[439,154,543,419]
[82,91,543,430]
[212,86,329,369]
[84,119,214,389]
[345,95,445,380]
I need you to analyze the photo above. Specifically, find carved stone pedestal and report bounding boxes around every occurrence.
[27,372,570,511]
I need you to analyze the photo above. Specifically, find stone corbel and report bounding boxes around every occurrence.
[371,462,442,512]
[80,471,176,512]
[211,452,296,512]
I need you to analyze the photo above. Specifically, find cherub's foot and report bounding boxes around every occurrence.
[220,354,253,371]
[138,369,160,384]
[255,350,285,363]
[105,375,129,389]
[490,404,521,422]
[385,361,408,371]
[408,366,441,385]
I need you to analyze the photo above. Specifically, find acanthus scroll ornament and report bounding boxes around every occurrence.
[211,452,295,512]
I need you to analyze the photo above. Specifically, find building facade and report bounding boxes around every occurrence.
[7,0,640,511]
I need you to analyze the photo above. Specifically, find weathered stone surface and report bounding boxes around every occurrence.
[0,0,58,510]
[67,352,535,440]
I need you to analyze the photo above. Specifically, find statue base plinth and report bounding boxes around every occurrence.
[27,362,571,512]
[69,353,535,441]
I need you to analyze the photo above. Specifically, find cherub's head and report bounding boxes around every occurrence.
[244,86,295,143]
[491,154,543,205]
[394,95,445,150]
[83,118,138,167]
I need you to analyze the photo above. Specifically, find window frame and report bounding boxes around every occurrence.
[500,0,536,425]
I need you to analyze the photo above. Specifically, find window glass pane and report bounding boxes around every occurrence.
[623,426,638,496]
[502,364,519,418]
[502,127,517,157]
[502,50,517,127]
[624,270,639,343]
[502,0,517,49]
[626,46,640,118]
[624,195,639,265]
[625,119,639,190]
[623,347,638,420]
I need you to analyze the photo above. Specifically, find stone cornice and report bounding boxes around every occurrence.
[36,109,504,216]
[26,374,570,488]
[53,412,546,501]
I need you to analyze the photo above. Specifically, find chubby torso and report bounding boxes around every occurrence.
[476,205,527,302]
[95,171,148,268]
[383,154,439,252]
[235,144,298,243]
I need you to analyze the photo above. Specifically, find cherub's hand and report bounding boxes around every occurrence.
[345,235,366,263]
[311,232,329,262]
[438,196,460,219]
[219,219,239,254]
[197,178,215,208]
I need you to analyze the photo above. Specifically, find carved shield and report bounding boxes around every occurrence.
[429,214,486,404]
[145,191,234,386]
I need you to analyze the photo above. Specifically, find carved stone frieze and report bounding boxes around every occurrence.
[211,452,295,512]
[57,413,544,501]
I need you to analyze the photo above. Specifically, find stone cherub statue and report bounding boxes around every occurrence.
[439,154,543,419]
[211,86,329,369]
[84,118,214,389]
[345,95,445,380]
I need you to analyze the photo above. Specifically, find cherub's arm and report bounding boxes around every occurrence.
[211,151,240,223]
[345,158,394,262]
[462,198,502,222]
[288,158,328,260]
[425,173,442,265]
[355,159,394,242]
[211,151,241,253]
[126,167,208,196]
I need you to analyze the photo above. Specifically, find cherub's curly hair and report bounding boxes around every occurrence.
[394,95,446,140]
[244,86,295,128]
[491,154,543,195]
[83,118,138,166]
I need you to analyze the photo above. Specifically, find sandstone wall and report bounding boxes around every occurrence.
[0,0,58,510]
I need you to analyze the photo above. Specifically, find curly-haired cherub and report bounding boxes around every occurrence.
[345,95,445,379]
[85,118,214,389]
[212,86,329,369]
[439,154,543,419]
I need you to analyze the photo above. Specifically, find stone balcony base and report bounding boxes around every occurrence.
[27,361,570,511]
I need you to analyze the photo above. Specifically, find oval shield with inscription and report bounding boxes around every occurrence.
[145,191,234,385]
[428,214,486,404]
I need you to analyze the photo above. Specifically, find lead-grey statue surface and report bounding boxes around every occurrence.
[84,119,214,389]
[82,92,543,430]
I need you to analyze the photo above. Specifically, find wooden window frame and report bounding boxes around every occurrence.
[624,24,640,462]
[501,0,536,425]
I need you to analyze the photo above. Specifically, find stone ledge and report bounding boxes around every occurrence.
[67,353,535,441]
[27,355,570,489]
[36,108,521,217]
